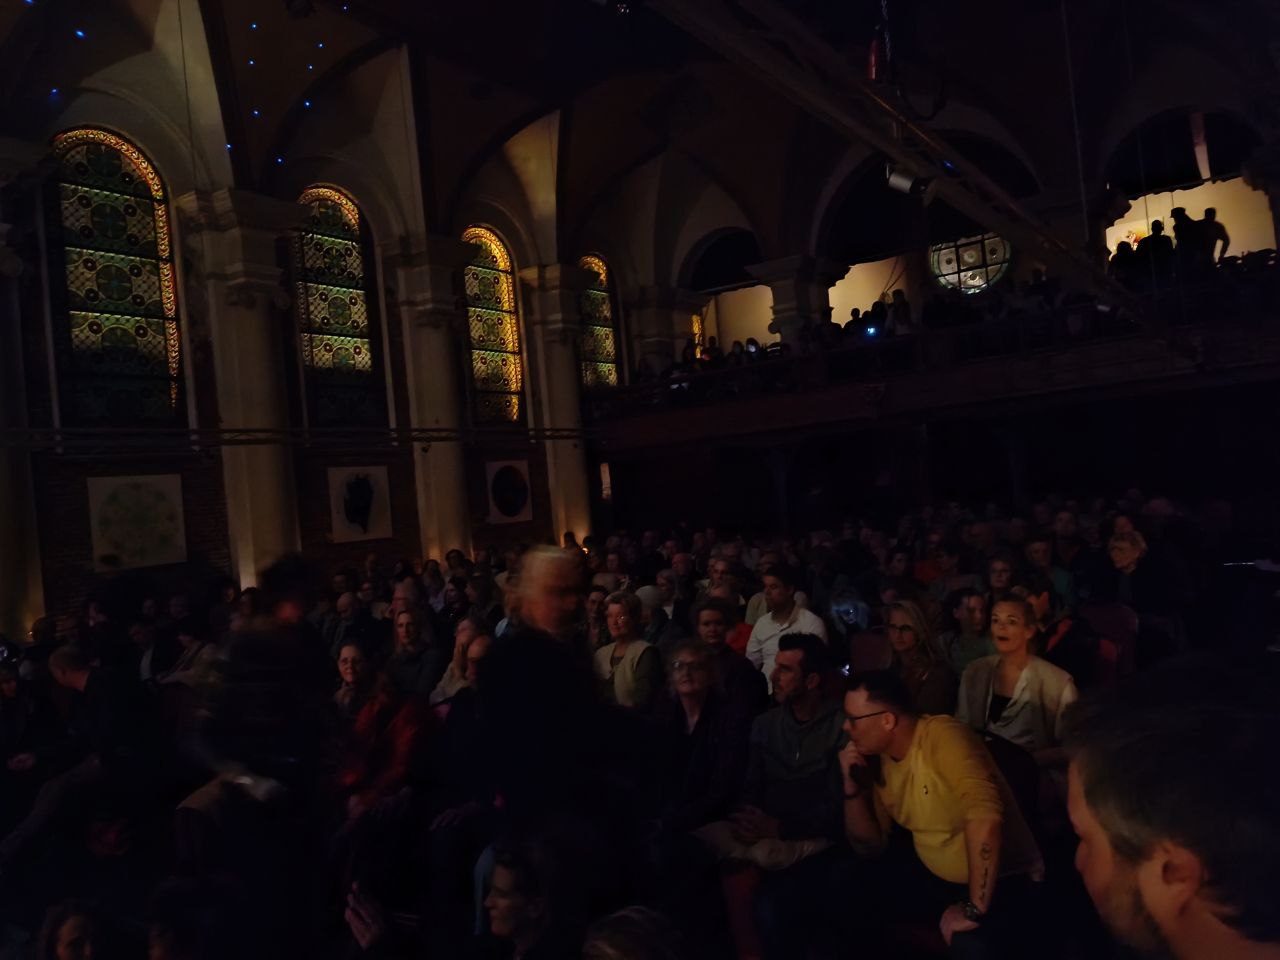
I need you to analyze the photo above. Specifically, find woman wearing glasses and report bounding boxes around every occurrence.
[886,601,957,716]
[654,638,749,834]
[593,591,662,710]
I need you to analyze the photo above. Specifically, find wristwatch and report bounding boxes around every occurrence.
[959,900,985,924]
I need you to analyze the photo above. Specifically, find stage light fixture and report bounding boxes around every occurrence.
[885,164,937,204]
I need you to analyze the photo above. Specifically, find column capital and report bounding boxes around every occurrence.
[745,254,845,340]
[0,137,51,191]
[175,189,306,310]
[517,262,594,293]
[628,285,707,313]
[519,264,591,345]
[174,188,310,236]
[383,233,478,273]
[386,233,475,331]
[1244,140,1280,199]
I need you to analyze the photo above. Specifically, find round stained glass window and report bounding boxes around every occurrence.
[930,233,1011,294]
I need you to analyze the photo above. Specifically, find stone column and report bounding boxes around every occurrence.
[0,140,50,641]
[519,264,592,545]
[746,255,847,344]
[175,189,307,586]
[387,235,474,560]
[627,285,709,373]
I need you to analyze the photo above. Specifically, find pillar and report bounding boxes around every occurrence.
[519,264,592,545]
[627,285,708,373]
[0,153,48,639]
[746,255,847,344]
[387,235,474,560]
[1242,140,1280,255]
[175,189,306,586]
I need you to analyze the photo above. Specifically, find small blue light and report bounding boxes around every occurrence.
[49,87,59,95]
[74,28,86,38]
[307,63,314,71]
[342,3,349,10]
[250,21,257,29]
[942,159,955,171]
[252,109,261,117]
[317,41,325,49]
[275,156,284,165]
[866,326,878,337]
[225,143,232,151]
[303,99,312,107]
[248,58,255,65]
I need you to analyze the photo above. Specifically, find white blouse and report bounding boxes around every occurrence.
[956,655,1078,753]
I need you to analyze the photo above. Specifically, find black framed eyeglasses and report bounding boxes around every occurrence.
[845,710,889,723]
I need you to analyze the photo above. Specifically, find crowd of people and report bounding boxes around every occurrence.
[1108,207,1235,292]
[622,212,1278,407]
[0,489,1277,960]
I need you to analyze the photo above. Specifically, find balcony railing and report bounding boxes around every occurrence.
[588,251,1280,422]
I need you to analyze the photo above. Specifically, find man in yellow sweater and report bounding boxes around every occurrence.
[840,670,1042,955]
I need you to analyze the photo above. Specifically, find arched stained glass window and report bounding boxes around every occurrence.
[577,253,618,390]
[462,226,523,424]
[293,185,385,427]
[50,128,181,425]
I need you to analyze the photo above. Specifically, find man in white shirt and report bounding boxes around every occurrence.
[746,564,826,689]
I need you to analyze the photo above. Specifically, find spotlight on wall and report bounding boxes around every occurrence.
[885,164,937,204]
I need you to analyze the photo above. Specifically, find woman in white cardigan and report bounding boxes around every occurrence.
[956,596,1078,768]
[594,590,662,711]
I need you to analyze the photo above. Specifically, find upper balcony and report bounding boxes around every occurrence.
[588,254,1280,453]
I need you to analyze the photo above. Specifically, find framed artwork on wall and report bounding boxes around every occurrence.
[328,465,393,542]
[87,474,187,571]
[485,460,533,525]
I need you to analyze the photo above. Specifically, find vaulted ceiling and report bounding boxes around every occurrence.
[2,0,1276,261]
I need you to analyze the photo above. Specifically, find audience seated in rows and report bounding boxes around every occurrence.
[0,484,1275,960]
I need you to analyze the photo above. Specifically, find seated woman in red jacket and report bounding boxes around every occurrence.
[334,673,433,826]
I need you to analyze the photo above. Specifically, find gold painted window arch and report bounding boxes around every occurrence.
[51,127,182,424]
[462,225,524,424]
[577,253,619,389]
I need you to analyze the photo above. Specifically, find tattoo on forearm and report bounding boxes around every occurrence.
[978,842,992,907]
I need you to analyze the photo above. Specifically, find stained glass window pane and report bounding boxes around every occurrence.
[51,129,181,426]
[294,186,384,427]
[930,233,1011,294]
[462,226,523,424]
[577,253,619,391]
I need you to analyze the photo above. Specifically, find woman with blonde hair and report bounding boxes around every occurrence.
[885,600,957,715]
[594,591,661,710]
[956,596,1077,767]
